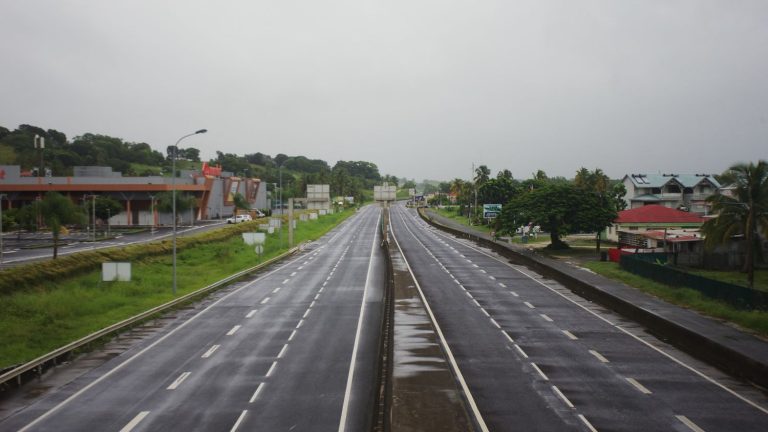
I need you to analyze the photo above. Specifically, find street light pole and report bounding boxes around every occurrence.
[279,163,284,248]
[172,129,207,296]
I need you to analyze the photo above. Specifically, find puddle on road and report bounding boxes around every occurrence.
[390,245,473,431]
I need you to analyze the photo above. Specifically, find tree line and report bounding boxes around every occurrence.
[0,124,391,203]
[431,166,628,251]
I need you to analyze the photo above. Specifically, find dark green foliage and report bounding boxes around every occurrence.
[702,160,768,288]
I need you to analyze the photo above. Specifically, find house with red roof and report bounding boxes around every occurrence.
[606,205,707,244]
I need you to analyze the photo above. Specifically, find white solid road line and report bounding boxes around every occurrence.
[16,238,313,432]
[167,372,191,390]
[230,410,248,432]
[552,386,575,408]
[246,309,257,318]
[626,377,652,394]
[119,411,150,432]
[390,210,490,432]
[589,350,610,363]
[201,345,220,358]
[338,211,380,432]
[676,415,706,432]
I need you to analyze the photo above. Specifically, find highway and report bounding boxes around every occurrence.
[389,203,768,432]
[4,206,385,432]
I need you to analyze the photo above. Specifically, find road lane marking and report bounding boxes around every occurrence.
[472,263,479,268]
[246,309,257,318]
[249,383,265,403]
[309,301,316,308]
[277,344,288,358]
[552,386,574,408]
[260,297,271,305]
[288,330,297,341]
[626,377,652,394]
[167,372,191,390]
[282,279,290,284]
[490,318,501,329]
[314,293,321,300]
[266,361,278,377]
[319,286,325,292]
[466,291,473,298]
[614,325,768,415]
[272,287,281,294]
[298,266,304,270]
[339,211,381,432]
[562,330,578,340]
[120,411,150,432]
[676,415,706,432]
[290,272,297,276]
[499,282,507,288]
[524,301,535,308]
[488,276,496,280]
[480,308,490,317]
[510,291,519,297]
[540,314,553,322]
[296,319,304,329]
[531,363,549,381]
[227,325,241,336]
[391,211,489,432]
[503,331,515,343]
[15,244,315,432]
[514,344,529,359]
[201,345,220,358]
[480,269,487,274]
[303,309,311,318]
[230,410,248,432]
[578,414,599,432]
[589,350,609,363]
[472,299,481,308]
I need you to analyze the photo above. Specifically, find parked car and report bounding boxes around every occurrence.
[226,214,252,224]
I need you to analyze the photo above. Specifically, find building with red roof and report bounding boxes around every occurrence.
[606,205,707,243]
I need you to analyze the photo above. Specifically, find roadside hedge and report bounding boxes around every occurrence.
[0,222,264,296]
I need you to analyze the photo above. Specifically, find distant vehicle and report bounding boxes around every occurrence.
[226,214,252,224]
[254,210,266,217]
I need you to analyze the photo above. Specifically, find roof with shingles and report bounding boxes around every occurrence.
[615,205,707,224]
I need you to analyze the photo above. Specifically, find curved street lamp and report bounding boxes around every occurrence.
[172,129,207,296]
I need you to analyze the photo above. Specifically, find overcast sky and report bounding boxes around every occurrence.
[2,0,766,181]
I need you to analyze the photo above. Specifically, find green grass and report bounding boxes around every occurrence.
[683,268,768,292]
[0,209,354,369]
[583,261,768,337]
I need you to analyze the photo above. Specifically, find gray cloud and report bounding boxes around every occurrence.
[1,0,766,181]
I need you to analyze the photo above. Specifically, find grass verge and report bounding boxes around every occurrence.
[0,209,354,369]
[583,261,768,337]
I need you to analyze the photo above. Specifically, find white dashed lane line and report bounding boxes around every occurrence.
[245,310,257,318]
[226,325,241,336]
[201,345,220,359]
[260,297,271,305]
[626,377,652,394]
[120,411,150,432]
[563,330,578,340]
[589,350,610,363]
[166,372,191,390]
[524,301,535,309]
[230,410,248,432]
[531,363,549,381]
[552,386,574,408]
[249,383,265,403]
[676,415,706,432]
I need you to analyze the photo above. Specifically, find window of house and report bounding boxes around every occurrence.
[629,226,638,231]
[667,185,680,193]
[684,187,693,194]
[652,187,661,194]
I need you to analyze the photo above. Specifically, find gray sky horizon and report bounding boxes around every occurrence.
[2,0,766,182]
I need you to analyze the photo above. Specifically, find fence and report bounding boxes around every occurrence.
[619,255,768,310]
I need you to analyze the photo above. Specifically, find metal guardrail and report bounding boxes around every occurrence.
[0,244,305,389]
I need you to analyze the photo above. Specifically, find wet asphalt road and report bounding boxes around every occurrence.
[389,203,768,432]
[4,206,385,432]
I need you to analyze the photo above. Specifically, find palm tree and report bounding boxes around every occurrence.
[701,161,768,288]
[39,192,85,259]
